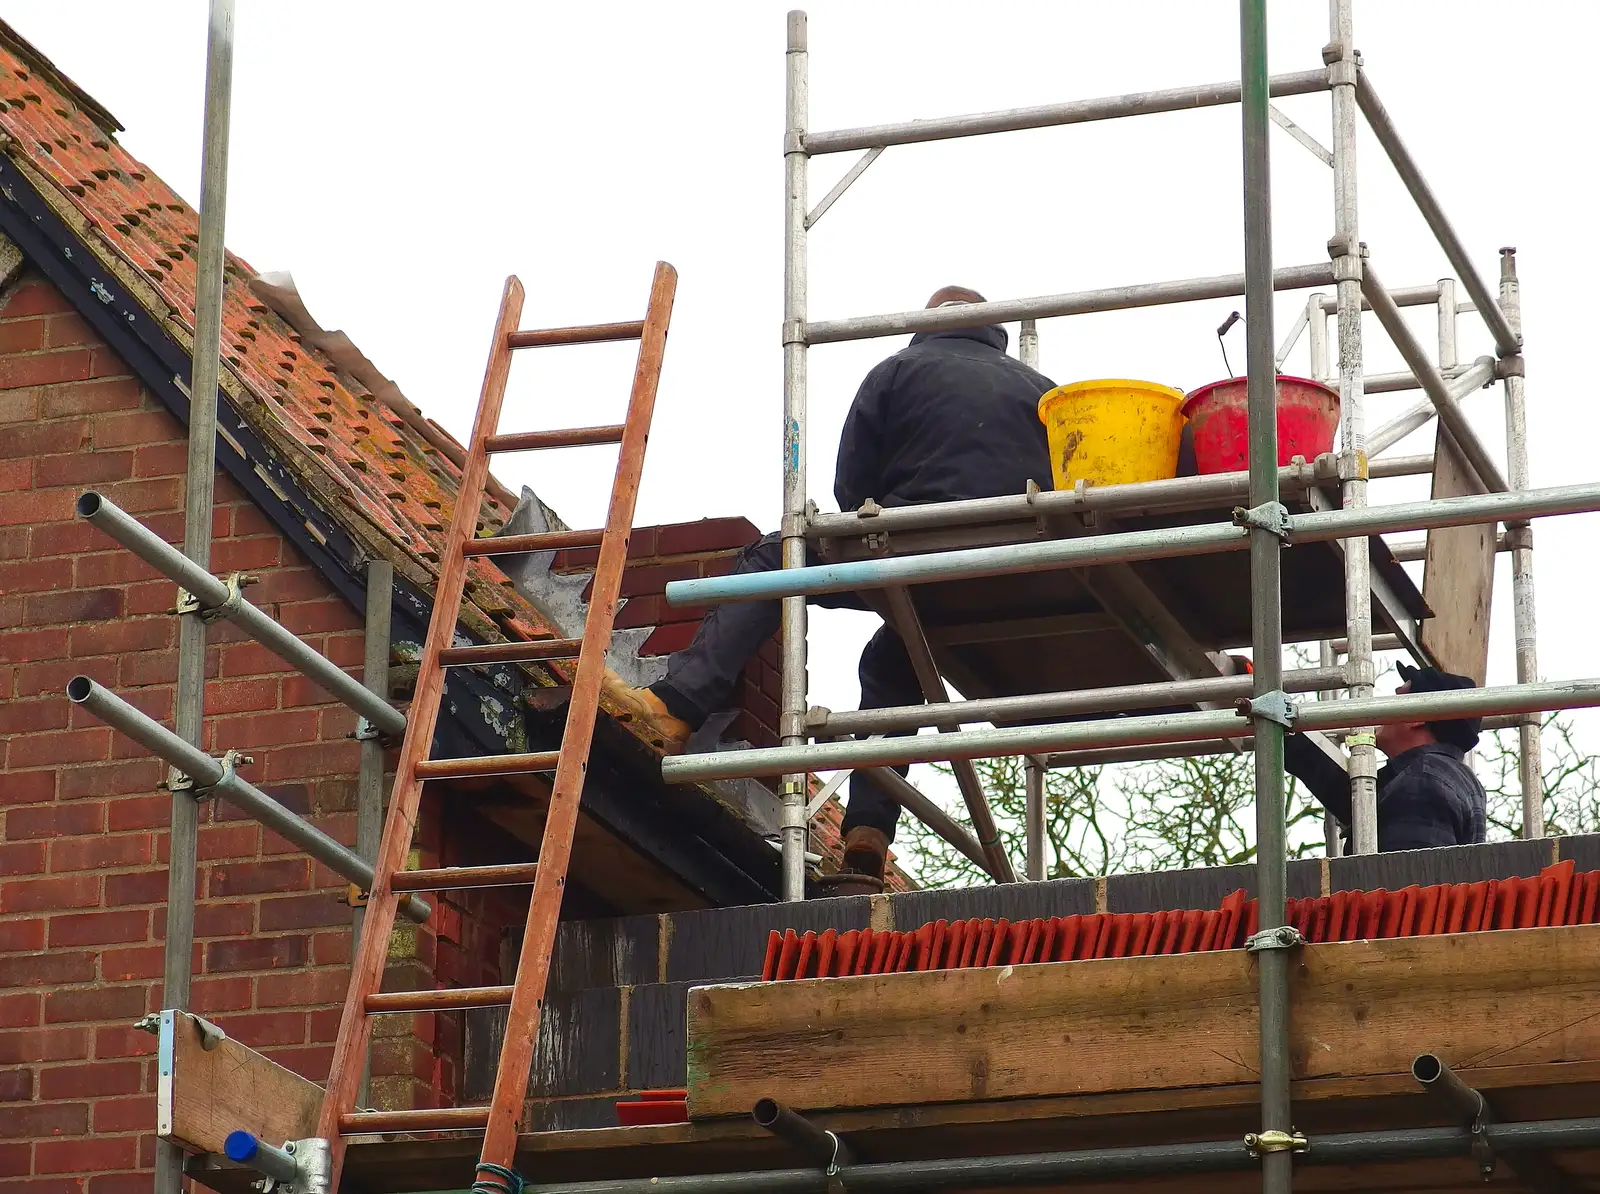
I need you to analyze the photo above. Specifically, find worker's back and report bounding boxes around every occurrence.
[834,325,1055,512]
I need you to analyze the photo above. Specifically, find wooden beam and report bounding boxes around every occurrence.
[686,923,1600,1119]
[926,612,1118,647]
[1421,426,1496,683]
[157,1009,322,1155]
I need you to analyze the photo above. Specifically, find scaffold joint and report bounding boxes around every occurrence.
[1496,354,1525,377]
[177,571,254,623]
[1236,690,1298,729]
[782,318,807,345]
[1245,925,1306,954]
[1232,500,1291,540]
[1245,1129,1308,1155]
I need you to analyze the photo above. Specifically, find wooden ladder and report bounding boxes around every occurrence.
[315,263,677,1189]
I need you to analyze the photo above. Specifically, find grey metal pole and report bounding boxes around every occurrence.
[1307,294,1328,381]
[1023,757,1045,881]
[1500,248,1544,837]
[1317,640,1341,857]
[78,493,407,737]
[1327,0,1378,858]
[1018,319,1039,370]
[1238,3,1293,1190]
[780,9,810,901]
[68,677,430,923]
[354,558,393,1106]
[158,5,233,1190]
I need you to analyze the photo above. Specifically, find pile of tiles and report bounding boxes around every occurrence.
[761,860,1599,981]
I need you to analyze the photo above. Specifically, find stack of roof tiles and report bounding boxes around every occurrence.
[760,860,1596,980]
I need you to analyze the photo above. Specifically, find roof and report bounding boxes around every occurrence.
[0,20,905,895]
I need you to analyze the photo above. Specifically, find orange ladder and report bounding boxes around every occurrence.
[315,263,677,1189]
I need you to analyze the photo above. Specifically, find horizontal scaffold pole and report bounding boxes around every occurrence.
[668,481,1600,608]
[660,676,1600,783]
[802,67,1330,154]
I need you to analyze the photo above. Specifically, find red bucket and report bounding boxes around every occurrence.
[1181,375,1339,474]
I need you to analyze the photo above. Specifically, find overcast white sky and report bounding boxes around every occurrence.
[11,2,1599,766]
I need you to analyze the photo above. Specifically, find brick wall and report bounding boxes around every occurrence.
[0,270,497,1188]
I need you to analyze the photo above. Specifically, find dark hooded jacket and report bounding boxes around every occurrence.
[833,325,1055,512]
[1284,736,1488,852]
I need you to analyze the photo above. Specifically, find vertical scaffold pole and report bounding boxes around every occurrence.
[1328,0,1378,854]
[353,557,392,1106]
[1499,248,1543,836]
[1240,2,1293,1191]
[1018,318,1039,370]
[780,10,811,900]
[1024,756,1046,881]
[156,3,235,1192]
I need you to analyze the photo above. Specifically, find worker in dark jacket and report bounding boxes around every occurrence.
[618,286,1055,893]
[1285,663,1488,852]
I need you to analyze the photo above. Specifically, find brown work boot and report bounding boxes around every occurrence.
[611,685,692,753]
[817,826,889,897]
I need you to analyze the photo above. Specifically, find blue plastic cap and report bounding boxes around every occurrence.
[223,1131,259,1162]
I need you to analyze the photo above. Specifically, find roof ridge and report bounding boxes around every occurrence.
[0,17,123,137]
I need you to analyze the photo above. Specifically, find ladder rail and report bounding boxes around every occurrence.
[315,276,527,1173]
[477,261,677,1166]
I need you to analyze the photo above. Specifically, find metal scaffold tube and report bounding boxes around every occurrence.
[779,9,810,901]
[67,677,430,923]
[1500,248,1544,837]
[159,5,233,1189]
[77,492,408,738]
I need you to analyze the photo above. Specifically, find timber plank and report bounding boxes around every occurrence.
[1421,426,1496,683]
[157,1009,322,1155]
[687,924,1600,1119]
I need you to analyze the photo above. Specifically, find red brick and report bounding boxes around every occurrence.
[0,626,68,663]
[206,676,280,715]
[0,457,29,491]
[209,708,318,751]
[35,1136,136,1175]
[0,555,72,597]
[0,317,45,353]
[44,984,147,1024]
[101,870,168,905]
[639,621,696,656]
[49,833,152,874]
[0,993,40,1029]
[129,440,190,478]
[322,633,365,667]
[0,346,92,389]
[196,822,259,860]
[10,802,112,846]
[219,639,292,678]
[213,1010,307,1047]
[259,892,349,932]
[262,740,358,781]
[0,1026,87,1064]
[39,1059,142,1100]
[39,377,143,419]
[192,902,254,938]
[14,656,114,700]
[250,566,328,604]
[257,967,349,1008]
[69,617,171,658]
[0,873,100,914]
[0,488,76,530]
[0,769,55,806]
[2,280,75,317]
[0,919,45,952]
[48,909,149,948]
[210,536,281,572]
[89,1094,154,1134]
[0,695,69,736]
[0,1101,87,1139]
[0,1068,30,1101]
[96,946,167,984]
[90,409,177,450]
[612,592,663,629]
[106,795,171,832]
[209,858,309,897]
[94,476,182,516]
[204,935,307,973]
[92,1022,161,1060]
[0,1145,35,1181]
[5,728,110,768]
[33,450,134,488]
[28,589,125,627]
[123,578,174,616]
[0,389,38,428]
[274,597,360,635]
[191,975,252,1013]
[59,759,162,801]
[312,929,351,966]
[654,517,760,556]
[88,1175,151,1194]
[42,311,95,348]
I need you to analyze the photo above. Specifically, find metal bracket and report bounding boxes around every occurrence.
[1344,731,1377,749]
[1469,1116,1495,1178]
[781,318,806,346]
[1245,925,1306,954]
[1327,235,1367,282]
[351,717,382,742]
[780,511,810,539]
[1231,501,1291,540]
[1236,690,1298,729]
[1245,1129,1308,1155]
[1495,353,1525,378]
[194,1015,227,1050]
[187,749,253,801]
[1336,448,1368,483]
[824,1130,851,1194]
[854,497,883,519]
[177,571,253,623]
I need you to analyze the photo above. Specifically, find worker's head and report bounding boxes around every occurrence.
[1374,663,1481,758]
[925,285,986,309]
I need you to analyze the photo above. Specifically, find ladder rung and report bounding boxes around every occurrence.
[340,1106,491,1135]
[464,529,604,557]
[438,639,583,667]
[507,320,644,349]
[486,424,626,453]
[389,862,540,892]
[366,985,514,1013]
[414,751,561,780]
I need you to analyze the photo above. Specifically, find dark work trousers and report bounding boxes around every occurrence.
[649,532,923,842]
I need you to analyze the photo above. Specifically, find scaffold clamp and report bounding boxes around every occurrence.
[1245,925,1306,954]
[1231,500,1291,540]
[176,571,254,623]
[1236,690,1298,729]
[1245,1129,1308,1156]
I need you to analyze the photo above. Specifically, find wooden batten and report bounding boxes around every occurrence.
[157,1010,322,1155]
[686,923,1600,1119]
[1421,425,1497,683]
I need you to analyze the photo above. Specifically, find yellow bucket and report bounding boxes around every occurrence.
[1037,379,1187,489]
